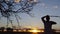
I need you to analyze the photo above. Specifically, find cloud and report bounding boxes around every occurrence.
[40,3,49,9]
[34,0,37,2]
[53,5,58,9]
[40,3,45,7]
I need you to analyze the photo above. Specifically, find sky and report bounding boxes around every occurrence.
[0,0,60,30]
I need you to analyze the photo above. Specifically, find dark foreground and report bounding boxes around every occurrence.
[0,32,60,34]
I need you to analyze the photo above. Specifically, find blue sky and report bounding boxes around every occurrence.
[0,0,60,30]
[18,0,60,29]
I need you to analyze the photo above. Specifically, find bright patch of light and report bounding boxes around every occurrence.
[32,29,39,32]
[18,30,21,32]
[13,30,17,32]
[14,0,21,3]
[34,0,37,2]
[28,29,42,32]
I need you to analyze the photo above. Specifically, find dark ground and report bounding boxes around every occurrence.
[0,32,60,34]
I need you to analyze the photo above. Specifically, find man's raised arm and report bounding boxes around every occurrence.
[41,16,46,23]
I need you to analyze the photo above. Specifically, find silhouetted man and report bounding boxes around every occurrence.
[41,15,57,34]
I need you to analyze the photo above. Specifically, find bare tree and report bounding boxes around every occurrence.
[0,0,39,28]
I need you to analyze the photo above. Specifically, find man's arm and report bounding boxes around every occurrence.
[41,16,46,23]
[51,21,57,25]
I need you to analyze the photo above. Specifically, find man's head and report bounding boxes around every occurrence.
[46,15,50,21]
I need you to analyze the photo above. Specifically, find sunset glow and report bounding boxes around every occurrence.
[14,0,20,3]
[28,29,44,32]
[0,0,60,31]
[31,29,40,32]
